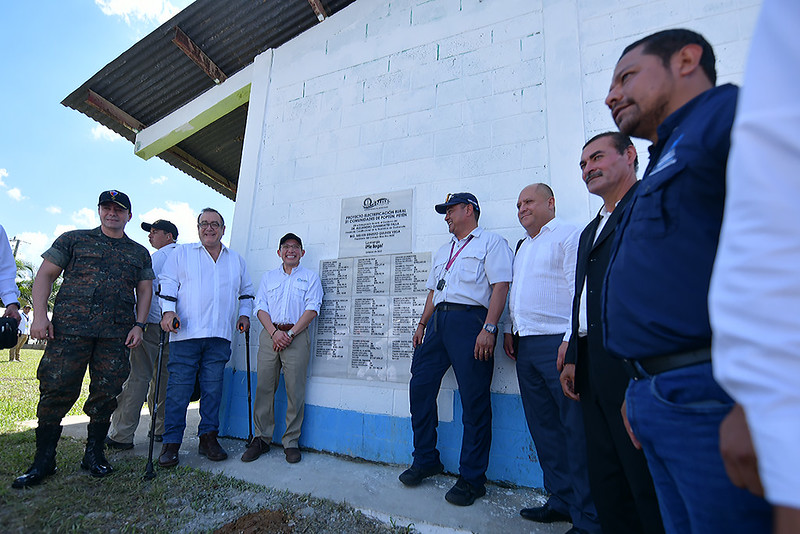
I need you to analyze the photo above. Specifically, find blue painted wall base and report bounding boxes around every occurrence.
[219,368,543,488]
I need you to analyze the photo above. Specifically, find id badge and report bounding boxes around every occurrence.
[437,279,446,290]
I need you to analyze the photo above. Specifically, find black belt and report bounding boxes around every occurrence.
[435,303,485,312]
[624,347,711,379]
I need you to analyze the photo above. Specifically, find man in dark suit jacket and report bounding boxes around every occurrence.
[559,132,664,534]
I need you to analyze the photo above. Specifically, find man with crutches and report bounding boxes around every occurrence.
[242,233,322,464]
[157,208,253,468]
[107,219,178,449]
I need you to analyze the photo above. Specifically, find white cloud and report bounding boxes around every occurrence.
[14,232,50,265]
[72,208,99,227]
[0,168,7,187]
[138,201,201,248]
[91,124,123,142]
[150,175,168,185]
[7,188,26,201]
[46,206,62,214]
[94,0,190,25]
[54,225,77,238]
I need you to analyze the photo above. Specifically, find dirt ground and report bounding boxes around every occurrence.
[215,510,292,534]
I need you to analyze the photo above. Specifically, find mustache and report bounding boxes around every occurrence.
[586,170,602,182]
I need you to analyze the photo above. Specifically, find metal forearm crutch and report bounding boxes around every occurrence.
[144,317,179,480]
[239,323,253,444]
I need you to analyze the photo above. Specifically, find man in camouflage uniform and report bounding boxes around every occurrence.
[13,190,154,489]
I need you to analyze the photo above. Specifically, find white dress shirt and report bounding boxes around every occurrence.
[426,226,513,308]
[507,218,579,341]
[710,0,800,509]
[255,264,323,324]
[0,224,20,308]
[18,309,30,335]
[159,242,254,343]
[147,242,177,324]
[578,206,611,337]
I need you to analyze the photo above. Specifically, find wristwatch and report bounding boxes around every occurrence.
[287,329,295,338]
[482,323,497,335]
[134,321,147,330]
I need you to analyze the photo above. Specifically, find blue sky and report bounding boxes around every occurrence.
[1,0,234,264]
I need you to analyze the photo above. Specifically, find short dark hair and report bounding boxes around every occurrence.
[622,29,716,86]
[583,131,639,172]
[197,208,224,227]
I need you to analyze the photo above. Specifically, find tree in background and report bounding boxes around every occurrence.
[16,258,61,311]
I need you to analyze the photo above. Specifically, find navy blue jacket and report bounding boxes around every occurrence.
[602,84,738,360]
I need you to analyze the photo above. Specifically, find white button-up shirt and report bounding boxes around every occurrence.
[147,242,177,324]
[254,264,323,324]
[427,226,513,308]
[507,218,579,340]
[0,224,20,308]
[159,242,254,342]
[18,309,30,335]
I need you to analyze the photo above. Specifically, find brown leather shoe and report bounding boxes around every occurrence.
[158,443,180,468]
[198,431,228,461]
[284,447,301,463]
[241,437,269,462]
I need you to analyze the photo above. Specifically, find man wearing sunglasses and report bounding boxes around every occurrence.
[157,208,254,468]
[400,192,513,507]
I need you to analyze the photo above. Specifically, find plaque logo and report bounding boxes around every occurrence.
[363,197,390,210]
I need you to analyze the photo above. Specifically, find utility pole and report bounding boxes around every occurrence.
[9,236,25,258]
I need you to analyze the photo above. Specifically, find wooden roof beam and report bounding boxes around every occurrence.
[85,90,145,133]
[307,0,328,21]
[167,146,237,197]
[172,26,228,84]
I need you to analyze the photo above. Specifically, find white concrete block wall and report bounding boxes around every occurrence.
[577,0,762,190]
[229,0,761,418]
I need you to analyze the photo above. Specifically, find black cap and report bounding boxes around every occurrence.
[141,219,179,239]
[0,317,18,349]
[98,190,131,211]
[434,192,480,214]
[279,232,303,248]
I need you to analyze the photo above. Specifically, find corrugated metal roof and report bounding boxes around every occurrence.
[62,0,358,200]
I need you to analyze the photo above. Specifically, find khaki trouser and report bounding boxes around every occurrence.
[253,328,311,448]
[9,334,27,361]
[108,323,169,443]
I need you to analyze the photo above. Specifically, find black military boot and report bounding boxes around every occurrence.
[80,421,114,478]
[12,424,62,489]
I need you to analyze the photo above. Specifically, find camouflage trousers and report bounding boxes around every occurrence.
[37,334,130,426]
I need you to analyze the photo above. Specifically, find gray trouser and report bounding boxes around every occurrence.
[253,328,311,448]
[108,323,169,443]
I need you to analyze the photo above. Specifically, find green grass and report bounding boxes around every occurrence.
[0,430,293,532]
[0,348,407,533]
[0,349,89,433]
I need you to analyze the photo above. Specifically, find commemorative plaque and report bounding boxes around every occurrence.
[313,252,431,383]
[339,189,413,257]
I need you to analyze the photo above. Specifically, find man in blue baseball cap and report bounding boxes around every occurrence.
[400,192,513,506]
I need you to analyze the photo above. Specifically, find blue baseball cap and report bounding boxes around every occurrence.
[435,192,480,214]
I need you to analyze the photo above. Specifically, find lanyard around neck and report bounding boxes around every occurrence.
[446,234,474,271]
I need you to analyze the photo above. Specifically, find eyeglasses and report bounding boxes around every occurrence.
[281,243,302,250]
[198,221,221,229]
